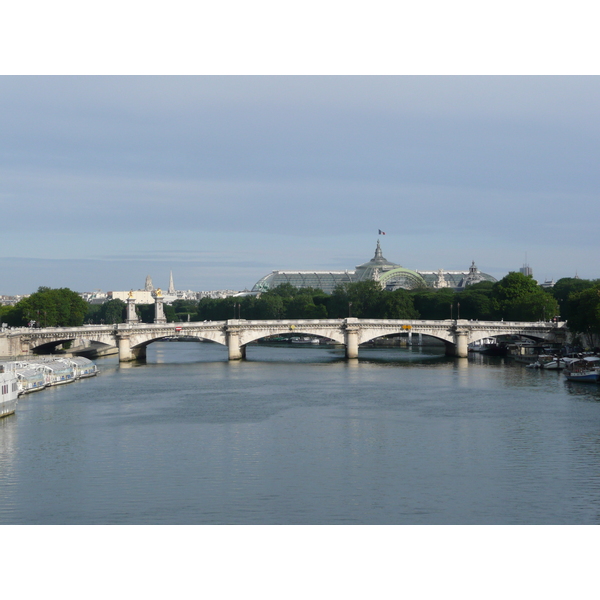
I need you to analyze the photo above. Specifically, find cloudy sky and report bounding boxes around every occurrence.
[1,75,599,295]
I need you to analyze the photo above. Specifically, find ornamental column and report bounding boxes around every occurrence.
[154,289,166,324]
[126,293,139,324]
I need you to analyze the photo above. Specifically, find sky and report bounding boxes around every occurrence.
[1,75,599,295]
[2,0,600,297]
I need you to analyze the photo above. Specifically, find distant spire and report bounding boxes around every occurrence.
[145,275,154,291]
[168,270,175,294]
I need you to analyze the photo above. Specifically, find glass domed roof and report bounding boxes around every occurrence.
[354,241,426,289]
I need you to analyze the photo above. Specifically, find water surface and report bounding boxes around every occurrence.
[1,342,599,524]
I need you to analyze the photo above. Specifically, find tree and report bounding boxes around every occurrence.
[172,299,200,321]
[0,304,21,327]
[550,277,598,321]
[456,288,494,320]
[102,299,127,324]
[411,288,456,320]
[328,281,418,319]
[135,303,177,323]
[376,288,420,319]
[565,284,600,348]
[13,287,89,327]
[286,293,328,319]
[491,272,559,321]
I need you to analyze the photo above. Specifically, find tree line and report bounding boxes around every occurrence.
[2,273,599,346]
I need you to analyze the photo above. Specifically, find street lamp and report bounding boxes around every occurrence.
[348,302,352,317]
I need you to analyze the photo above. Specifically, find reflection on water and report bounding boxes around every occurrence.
[1,341,600,524]
[564,381,600,402]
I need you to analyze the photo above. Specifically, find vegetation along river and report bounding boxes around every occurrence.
[1,341,600,524]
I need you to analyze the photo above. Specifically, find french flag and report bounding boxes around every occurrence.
[378,229,386,235]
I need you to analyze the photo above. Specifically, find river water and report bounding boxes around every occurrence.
[1,341,600,525]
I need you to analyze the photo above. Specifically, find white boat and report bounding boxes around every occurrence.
[564,357,600,383]
[525,354,553,369]
[38,359,76,386]
[0,371,19,417]
[468,338,496,352]
[542,356,580,370]
[66,357,99,379]
[15,368,47,395]
[291,336,320,345]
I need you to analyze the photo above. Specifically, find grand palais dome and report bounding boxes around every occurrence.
[251,241,495,294]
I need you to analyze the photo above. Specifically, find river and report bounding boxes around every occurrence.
[1,341,600,524]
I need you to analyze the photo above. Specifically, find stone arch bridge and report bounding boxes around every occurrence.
[0,318,568,362]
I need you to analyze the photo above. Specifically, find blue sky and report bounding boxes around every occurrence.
[1,75,599,295]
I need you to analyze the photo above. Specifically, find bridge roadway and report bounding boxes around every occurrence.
[0,318,568,361]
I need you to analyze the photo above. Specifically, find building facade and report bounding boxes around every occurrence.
[252,241,496,294]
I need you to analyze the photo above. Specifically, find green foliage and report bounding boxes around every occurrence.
[252,294,285,319]
[491,272,559,321]
[172,299,200,321]
[455,288,494,320]
[550,277,598,321]
[87,299,127,324]
[265,283,299,298]
[135,303,178,323]
[565,284,600,340]
[329,281,419,319]
[0,304,21,327]
[14,287,89,327]
[410,288,456,320]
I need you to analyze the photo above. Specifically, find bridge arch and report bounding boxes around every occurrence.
[238,324,346,347]
[128,332,228,350]
[356,327,454,347]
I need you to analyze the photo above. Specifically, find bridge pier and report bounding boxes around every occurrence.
[344,319,359,359]
[226,322,246,360]
[445,328,469,358]
[117,335,146,362]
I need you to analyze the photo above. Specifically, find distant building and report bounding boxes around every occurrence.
[0,295,28,306]
[108,290,155,304]
[80,291,108,304]
[252,241,496,294]
[168,271,175,295]
[520,264,533,278]
[418,261,495,290]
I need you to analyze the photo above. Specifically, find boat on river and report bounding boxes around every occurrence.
[67,357,98,379]
[16,368,47,394]
[563,356,600,383]
[34,359,76,386]
[0,371,19,417]
[542,356,579,370]
[291,336,320,345]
